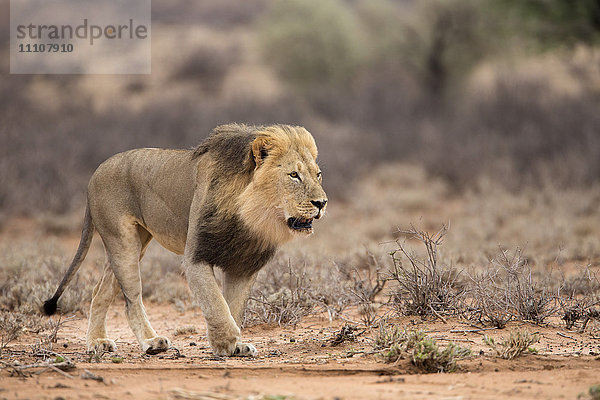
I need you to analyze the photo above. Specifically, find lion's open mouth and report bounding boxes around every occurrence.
[287,217,313,232]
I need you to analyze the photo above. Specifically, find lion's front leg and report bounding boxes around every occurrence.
[223,271,259,327]
[184,260,257,357]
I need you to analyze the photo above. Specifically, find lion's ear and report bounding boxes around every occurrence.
[251,135,270,168]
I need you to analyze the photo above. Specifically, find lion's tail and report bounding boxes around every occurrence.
[43,205,95,316]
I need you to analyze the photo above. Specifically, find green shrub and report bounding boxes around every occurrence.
[259,0,364,90]
[374,323,471,373]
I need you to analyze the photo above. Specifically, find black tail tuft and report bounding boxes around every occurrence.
[43,297,58,316]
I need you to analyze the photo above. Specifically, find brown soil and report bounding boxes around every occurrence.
[2,303,600,400]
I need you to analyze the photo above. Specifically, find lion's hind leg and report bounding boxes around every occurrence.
[99,221,171,355]
[86,263,120,353]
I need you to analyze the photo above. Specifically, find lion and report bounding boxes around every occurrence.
[43,123,327,357]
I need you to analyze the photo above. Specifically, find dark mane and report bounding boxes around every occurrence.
[191,123,276,274]
[192,123,261,176]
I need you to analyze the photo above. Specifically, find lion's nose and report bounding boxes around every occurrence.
[311,199,327,210]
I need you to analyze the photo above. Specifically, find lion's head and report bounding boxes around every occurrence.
[238,125,328,244]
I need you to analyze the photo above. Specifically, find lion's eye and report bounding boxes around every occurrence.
[289,171,301,181]
[316,171,322,181]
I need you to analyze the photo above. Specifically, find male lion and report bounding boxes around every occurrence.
[43,124,327,357]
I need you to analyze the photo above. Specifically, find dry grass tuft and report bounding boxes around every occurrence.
[412,336,471,373]
[373,322,470,373]
[484,328,540,360]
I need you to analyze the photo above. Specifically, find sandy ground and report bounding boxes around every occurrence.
[1,302,600,400]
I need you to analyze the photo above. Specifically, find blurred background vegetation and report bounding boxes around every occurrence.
[1,0,600,218]
[2,0,600,330]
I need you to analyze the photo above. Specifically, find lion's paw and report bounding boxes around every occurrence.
[87,338,117,353]
[143,336,171,355]
[211,338,257,357]
[233,342,257,357]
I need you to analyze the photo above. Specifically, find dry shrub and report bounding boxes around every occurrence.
[349,266,386,327]
[245,248,374,327]
[0,312,25,355]
[346,251,386,303]
[245,259,315,327]
[0,312,47,355]
[312,262,354,323]
[469,270,513,329]
[559,297,600,332]
[557,266,600,331]
[469,248,556,327]
[389,225,465,319]
[560,266,600,296]
[332,250,387,326]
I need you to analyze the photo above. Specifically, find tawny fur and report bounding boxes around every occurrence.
[44,124,327,357]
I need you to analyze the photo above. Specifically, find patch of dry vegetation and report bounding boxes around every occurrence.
[0,242,94,315]
[389,225,465,320]
[484,329,540,360]
[2,162,600,343]
[469,248,557,327]
[373,323,471,373]
[245,259,316,327]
